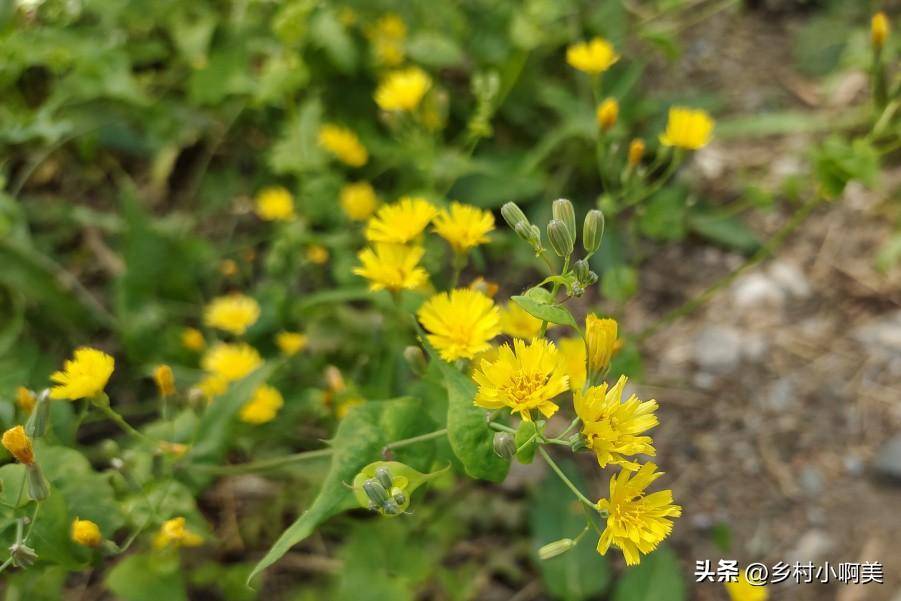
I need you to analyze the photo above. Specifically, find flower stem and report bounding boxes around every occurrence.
[538,447,597,511]
[487,421,517,434]
[99,405,150,442]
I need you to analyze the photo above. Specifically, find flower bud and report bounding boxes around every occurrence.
[390,486,406,506]
[596,98,618,131]
[872,12,889,50]
[573,259,590,282]
[71,518,102,547]
[586,315,619,376]
[25,390,50,439]
[582,209,605,254]
[402,346,427,375]
[26,464,49,501]
[569,433,588,453]
[628,138,645,167]
[501,202,529,232]
[493,432,516,459]
[16,387,36,413]
[153,365,176,397]
[538,538,575,560]
[2,425,34,465]
[9,542,38,568]
[375,466,393,491]
[514,222,542,250]
[363,478,390,508]
[552,198,576,242]
[547,219,574,258]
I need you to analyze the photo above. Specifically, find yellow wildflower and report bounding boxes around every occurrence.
[254,186,295,221]
[219,259,238,277]
[369,14,407,66]
[340,182,378,221]
[203,294,260,336]
[71,518,102,547]
[318,123,368,167]
[275,331,307,356]
[596,98,619,131]
[153,365,176,397]
[585,315,619,376]
[181,327,205,352]
[596,462,681,566]
[558,337,587,392]
[307,244,329,265]
[49,347,115,401]
[659,107,714,150]
[726,572,768,601]
[336,396,364,419]
[201,343,262,383]
[628,138,645,167]
[566,37,619,74]
[417,289,501,361]
[432,202,495,253]
[574,375,658,470]
[472,338,569,421]
[240,385,284,425]
[365,196,437,244]
[872,12,889,49]
[499,302,544,339]
[196,374,229,399]
[16,387,36,413]
[2,425,34,465]
[158,441,190,457]
[153,517,203,550]
[375,67,432,111]
[353,243,429,292]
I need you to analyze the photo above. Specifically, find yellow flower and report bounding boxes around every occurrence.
[158,441,190,457]
[16,387,36,413]
[472,338,569,421]
[254,186,295,221]
[336,396,364,419]
[558,337,587,392]
[726,572,768,601]
[276,331,307,356]
[318,124,368,167]
[153,365,176,397]
[596,462,681,566]
[153,517,203,550]
[575,375,658,470]
[240,385,284,425]
[368,14,407,66]
[585,315,619,376]
[340,182,378,221]
[628,138,645,167]
[196,374,229,400]
[49,347,115,401]
[71,518,102,547]
[203,294,260,336]
[872,12,889,49]
[499,303,543,339]
[432,202,495,253]
[353,243,429,292]
[365,196,437,244]
[2,425,34,465]
[375,67,431,111]
[201,343,262,383]
[566,37,619,74]
[596,98,618,130]
[307,244,329,265]
[219,259,238,277]
[659,107,714,150]
[181,327,205,352]
[417,289,501,361]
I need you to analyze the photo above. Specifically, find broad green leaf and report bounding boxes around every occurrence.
[688,210,760,255]
[511,295,577,328]
[407,32,464,67]
[0,463,27,508]
[601,265,637,303]
[611,546,685,601]
[351,461,448,515]
[637,188,687,242]
[107,552,188,601]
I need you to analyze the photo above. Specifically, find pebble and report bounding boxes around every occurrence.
[756,377,798,412]
[693,326,744,374]
[872,434,901,483]
[787,529,834,564]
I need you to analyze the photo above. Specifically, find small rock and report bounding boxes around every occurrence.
[799,466,824,496]
[854,311,901,353]
[872,434,901,483]
[768,261,811,299]
[756,377,797,412]
[732,272,785,309]
[693,326,744,374]
[787,530,834,564]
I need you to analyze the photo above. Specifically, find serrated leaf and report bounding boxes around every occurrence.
[511,295,577,328]
[611,546,685,601]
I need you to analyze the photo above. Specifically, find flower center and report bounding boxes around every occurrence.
[504,372,547,404]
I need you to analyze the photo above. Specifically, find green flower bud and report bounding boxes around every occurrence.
[538,538,575,560]
[514,223,542,250]
[375,466,393,491]
[402,346,427,376]
[547,219,574,258]
[9,542,38,568]
[26,464,49,501]
[552,198,576,243]
[493,432,516,459]
[381,500,401,515]
[501,202,529,232]
[390,486,406,506]
[362,478,389,508]
[569,433,588,453]
[25,390,50,439]
[583,210,605,254]
[573,259,590,281]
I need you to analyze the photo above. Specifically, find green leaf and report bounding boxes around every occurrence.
[406,32,464,68]
[611,546,685,601]
[107,552,188,601]
[511,295,577,328]
[247,398,434,584]
[0,463,27,508]
[637,188,687,242]
[688,210,760,255]
[601,265,637,303]
[515,421,539,464]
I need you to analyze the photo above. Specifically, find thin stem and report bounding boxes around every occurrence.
[100,405,150,442]
[487,422,517,434]
[557,417,581,440]
[449,252,467,290]
[538,447,596,510]
[539,255,570,337]
[23,503,40,543]
[0,557,13,573]
[384,428,448,451]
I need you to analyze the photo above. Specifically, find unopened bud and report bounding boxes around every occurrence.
[872,12,889,50]
[375,466,393,491]
[628,138,645,167]
[402,346,427,375]
[153,365,176,397]
[569,433,588,453]
[582,210,605,254]
[26,464,49,501]
[547,219,574,258]
[363,479,390,507]
[16,387,36,413]
[501,202,529,232]
[596,98,618,131]
[493,432,516,459]
[573,259,590,282]
[552,198,576,242]
[539,538,576,560]
[381,500,401,515]
[514,222,542,249]
[390,486,406,506]
[25,390,50,438]
[9,542,38,568]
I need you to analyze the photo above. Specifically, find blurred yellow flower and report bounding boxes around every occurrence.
[307,244,329,265]
[336,395,364,419]
[365,197,437,244]
[726,573,768,601]
[872,12,889,49]
[417,289,501,361]
[432,202,495,253]
[369,14,407,66]
[71,518,102,547]
[158,441,189,457]
[254,186,295,221]
[201,343,262,382]
[49,347,114,401]
[566,37,619,74]
[628,138,645,167]
[153,365,176,397]
[153,517,203,550]
[181,327,206,352]
[16,387,36,413]
[659,107,714,150]
[240,385,284,424]
[596,463,681,566]
[318,124,368,167]
[499,302,543,339]
[219,259,238,277]
[340,182,378,221]
[2,425,34,465]
[472,338,569,421]
[276,331,307,356]
[353,243,429,292]
[203,294,260,336]
[375,67,431,111]
[596,98,618,131]
[558,337,587,392]
[196,374,229,399]
[575,375,658,470]
[586,315,619,375]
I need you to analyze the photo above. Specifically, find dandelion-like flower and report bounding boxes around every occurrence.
[628,138,645,167]
[49,347,115,401]
[596,98,619,130]
[240,385,284,425]
[585,315,619,375]
[566,37,619,74]
[318,123,369,167]
[368,14,407,66]
[872,12,889,49]
[2,425,34,465]
[254,186,295,221]
[71,518,102,547]
[341,182,378,221]
[276,331,307,356]
[307,245,329,265]
[153,365,176,397]
[203,294,260,336]
[432,202,495,253]
[365,197,437,244]
[499,302,544,339]
[558,337,587,392]
[726,573,768,601]
[353,243,429,292]
[659,107,714,150]
[417,289,501,361]
[375,67,432,111]
[596,462,681,566]
[196,374,229,399]
[153,517,203,550]
[472,338,569,421]
[575,375,658,470]
[201,343,262,383]
[181,327,205,351]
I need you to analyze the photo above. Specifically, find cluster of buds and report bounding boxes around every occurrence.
[351,461,447,517]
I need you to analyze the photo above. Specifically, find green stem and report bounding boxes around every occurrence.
[538,447,597,510]
[99,405,150,442]
[487,422,517,434]
[23,503,40,543]
[384,428,448,451]
[539,256,570,337]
